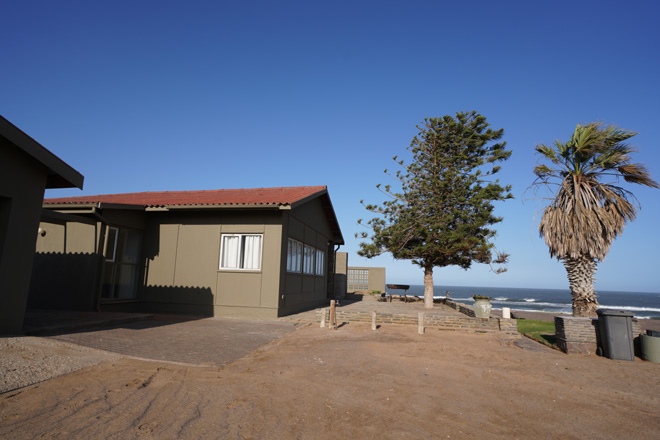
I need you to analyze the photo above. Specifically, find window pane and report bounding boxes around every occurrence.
[115,264,138,299]
[287,239,294,271]
[303,245,314,274]
[316,249,325,275]
[295,241,302,272]
[105,227,118,261]
[101,262,117,298]
[242,235,262,270]
[220,235,240,269]
[287,239,303,272]
[118,229,142,264]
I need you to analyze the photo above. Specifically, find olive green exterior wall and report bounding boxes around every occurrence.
[0,139,49,334]
[36,222,99,254]
[31,221,101,311]
[280,196,334,315]
[141,210,284,318]
[31,193,341,319]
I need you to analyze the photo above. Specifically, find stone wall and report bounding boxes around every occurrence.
[554,317,599,355]
[442,298,476,317]
[555,316,642,355]
[317,304,519,339]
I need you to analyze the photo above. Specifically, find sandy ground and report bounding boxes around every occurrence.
[1,323,659,439]
[0,337,120,394]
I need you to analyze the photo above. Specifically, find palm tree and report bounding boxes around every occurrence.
[532,122,658,317]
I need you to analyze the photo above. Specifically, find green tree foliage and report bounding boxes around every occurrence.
[357,111,513,308]
[531,122,659,317]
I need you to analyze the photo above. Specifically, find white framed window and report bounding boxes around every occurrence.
[104,227,119,262]
[315,249,325,276]
[220,234,262,270]
[303,244,315,274]
[287,238,303,272]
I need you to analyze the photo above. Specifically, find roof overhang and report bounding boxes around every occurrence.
[44,202,288,212]
[158,203,288,211]
[40,208,97,225]
[1,115,84,190]
[318,192,344,245]
[44,202,145,211]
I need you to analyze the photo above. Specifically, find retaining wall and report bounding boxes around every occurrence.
[317,302,519,339]
[555,316,642,355]
[442,298,476,317]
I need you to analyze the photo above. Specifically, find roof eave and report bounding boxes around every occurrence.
[289,188,328,209]
[1,116,84,190]
[165,203,286,211]
[44,202,290,211]
[43,202,144,211]
[43,202,100,210]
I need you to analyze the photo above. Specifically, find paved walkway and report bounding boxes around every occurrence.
[18,301,514,369]
[45,315,297,367]
[22,302,462,369]
[282,298,465,323]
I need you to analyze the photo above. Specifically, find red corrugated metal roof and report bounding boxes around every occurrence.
[44,186,327,208]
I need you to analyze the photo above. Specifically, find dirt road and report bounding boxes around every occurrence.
[1,323,659,439]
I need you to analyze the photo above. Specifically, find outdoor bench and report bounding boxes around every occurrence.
[386,284,411,302]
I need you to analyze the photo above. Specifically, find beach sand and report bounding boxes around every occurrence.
[2,323,659,439]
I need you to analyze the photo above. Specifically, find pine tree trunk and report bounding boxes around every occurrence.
[562,255,599,317]
[424,266,434,309]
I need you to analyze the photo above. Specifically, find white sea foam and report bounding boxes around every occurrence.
[600,305,660,313]
[427,285,660,318]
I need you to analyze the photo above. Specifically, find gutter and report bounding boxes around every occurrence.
[163,204,289,211]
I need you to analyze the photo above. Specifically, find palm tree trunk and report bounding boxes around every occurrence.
[562,255,599,317]
[424,266,434,309]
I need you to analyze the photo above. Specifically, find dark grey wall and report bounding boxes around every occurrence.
[0,138,49,334]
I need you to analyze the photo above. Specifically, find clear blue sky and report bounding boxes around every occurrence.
[2,1,659,293]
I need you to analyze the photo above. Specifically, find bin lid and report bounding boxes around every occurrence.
[596,308,635,317]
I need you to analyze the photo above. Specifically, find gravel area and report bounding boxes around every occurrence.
[0,336,120,394]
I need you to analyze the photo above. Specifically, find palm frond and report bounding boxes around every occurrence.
[617,163,660,188]
[534,122,657,261]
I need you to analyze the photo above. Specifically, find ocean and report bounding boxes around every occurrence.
[400,285,660,319]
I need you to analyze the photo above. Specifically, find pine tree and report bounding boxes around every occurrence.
[358,111,513,308]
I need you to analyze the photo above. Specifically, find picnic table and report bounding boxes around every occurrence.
[386,284,412,302]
